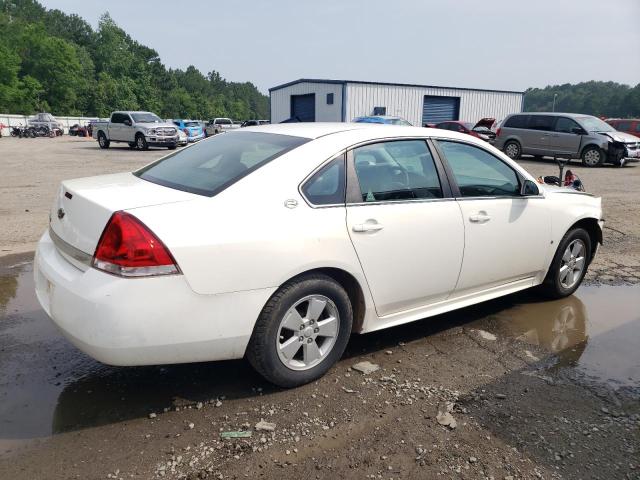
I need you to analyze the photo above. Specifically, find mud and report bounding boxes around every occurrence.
[0,254,638,479]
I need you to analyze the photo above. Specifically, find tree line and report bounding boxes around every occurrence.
[0,0,269,120]
[524,81,640,118]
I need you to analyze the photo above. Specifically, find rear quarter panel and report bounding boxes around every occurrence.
[128,136,370,298]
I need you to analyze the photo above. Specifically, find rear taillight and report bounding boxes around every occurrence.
[496,127,502,137]
[92,211,180,277]
[183,128,189,135]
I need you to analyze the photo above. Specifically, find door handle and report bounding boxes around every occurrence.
[469,213,491,223]
[352,222,384,233]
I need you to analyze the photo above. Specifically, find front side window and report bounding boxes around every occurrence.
[438,141,520,197]
[555,117,581,134]
[136,132,309,196]
[635,123,640,133]
[352,140,443,202]
[613,121,631,132]
[301,155,345,205]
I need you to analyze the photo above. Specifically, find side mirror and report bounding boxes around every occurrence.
[521,180,540,196]
[571,127,584,135]
[124,119,132,126]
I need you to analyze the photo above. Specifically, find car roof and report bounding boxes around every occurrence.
[242,122,381,139]
[509,112,595,118]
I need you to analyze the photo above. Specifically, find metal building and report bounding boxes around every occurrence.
[269,79,524,126]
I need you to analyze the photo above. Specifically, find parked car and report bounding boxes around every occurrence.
[353,115,412,126]
[172,119,205,142]
[241,120,270,127]
[434,118,496,142]
[606,118,640,139]
[36,123,603,387]
[494,112,640,167]
[28,112,63,134]
[176,128,188,146]
[205,118,239,136]
[92,111,178,150]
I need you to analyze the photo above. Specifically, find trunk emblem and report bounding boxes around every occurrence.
[57,208,65,220]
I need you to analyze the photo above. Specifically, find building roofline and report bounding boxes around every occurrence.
[269,78,524,95]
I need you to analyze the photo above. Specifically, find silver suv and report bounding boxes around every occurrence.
[494,112,640,167]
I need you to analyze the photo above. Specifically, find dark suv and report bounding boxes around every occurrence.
[494,112,640,167]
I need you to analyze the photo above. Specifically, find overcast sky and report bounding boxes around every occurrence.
[40,0,640,94]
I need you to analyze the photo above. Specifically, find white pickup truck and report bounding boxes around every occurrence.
[205,117,240,137]
[93,111,179,150]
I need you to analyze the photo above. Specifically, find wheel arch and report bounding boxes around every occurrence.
[566,217,602,262]
[579,142,605,159]
[276,267,367,334]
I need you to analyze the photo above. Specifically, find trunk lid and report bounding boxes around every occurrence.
[49,172,198,256]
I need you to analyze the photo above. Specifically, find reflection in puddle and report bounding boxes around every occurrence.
[0,258,638,456]
[490,286,640,388]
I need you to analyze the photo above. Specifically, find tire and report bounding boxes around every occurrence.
[135,133,148,151]
[533,155,544,161]
[98,132,110,149]
[128,142,136,149]
[504,140,521,160]
[167,145,177,150]
[539,228,591,299]
[581,146,604,167]
[246,273,353,388]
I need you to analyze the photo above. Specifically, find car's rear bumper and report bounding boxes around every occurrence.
[34,230,275,366]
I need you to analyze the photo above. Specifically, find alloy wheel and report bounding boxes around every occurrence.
[559,239,586,289]
[276,295,340,371]
[583,149,601,166]
[505,143,520,159]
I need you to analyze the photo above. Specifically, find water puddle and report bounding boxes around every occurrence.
[0,258,638,456]
[487,286,640,388]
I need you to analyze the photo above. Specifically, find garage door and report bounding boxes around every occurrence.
[422,96,460,125]
[291,94,316,122]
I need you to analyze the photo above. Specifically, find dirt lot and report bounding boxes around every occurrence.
[0,136,638,480]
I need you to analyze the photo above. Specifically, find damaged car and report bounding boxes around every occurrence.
[494,112,640,167]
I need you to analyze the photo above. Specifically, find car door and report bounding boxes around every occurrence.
[549,117,584,155]
[345,139,465,317]
[435,140,551,295]
[109,113,124,141]
[524,115,557,155]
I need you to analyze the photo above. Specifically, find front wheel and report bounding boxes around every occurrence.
[167,145,177,150]
[539,228,591,299]
[581,146,604,167]
[135,134,148,151]
[246,274,353,388]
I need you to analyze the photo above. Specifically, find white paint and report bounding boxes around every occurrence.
[34,122,602,369]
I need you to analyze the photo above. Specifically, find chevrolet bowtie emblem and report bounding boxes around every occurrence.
[57,208,65,220]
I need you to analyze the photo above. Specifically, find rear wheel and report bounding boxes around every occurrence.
[135,133,148,151]
[539,228,591,299]
[504,141,521,159]
[98,132,110,149]
[246,274,353,388]
[581,146,604,167]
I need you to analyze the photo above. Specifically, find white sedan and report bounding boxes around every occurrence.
[35,123,603,387]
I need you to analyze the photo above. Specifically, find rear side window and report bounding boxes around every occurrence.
[438,141,520,197]
[527,115,556,131]
[136,132,309,196]
[301,154,345,205]
[352,140,443,202]
[635,123,640,133]
[503,115,528,128]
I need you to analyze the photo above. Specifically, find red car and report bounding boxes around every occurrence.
[434,118,496,142]
[606,118,640,139]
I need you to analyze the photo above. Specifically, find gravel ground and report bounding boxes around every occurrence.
[0,136,638,479]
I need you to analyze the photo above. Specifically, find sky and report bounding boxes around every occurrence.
[40,0,640,94]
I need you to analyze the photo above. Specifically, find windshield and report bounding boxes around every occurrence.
[578,116,615,133]
[136,132,309,196]
[132,113,162,123]
[388,118,412,126]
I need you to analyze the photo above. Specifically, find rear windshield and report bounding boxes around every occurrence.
[135,132,309,196]
[185,121,200,127]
